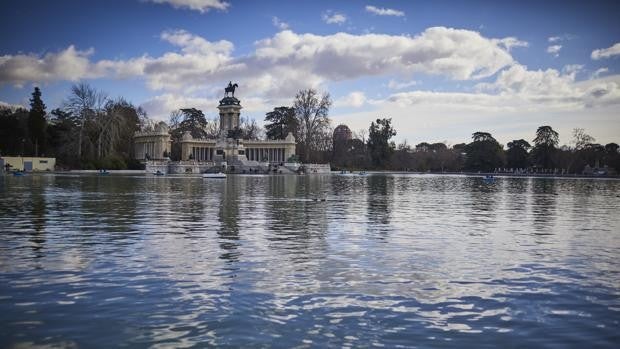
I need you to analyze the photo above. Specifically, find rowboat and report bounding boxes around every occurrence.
[203,172,226,179]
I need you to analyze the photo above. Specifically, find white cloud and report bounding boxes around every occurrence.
[476,64,620,110]
[145,0,229,13]
[160,29,233,55]
[272,16,289,30]
[387,79,418,89]
[0,26,540,117]
[336,72,620,146]
[496,37,529,51]
[140,93,217,120]
[140,93,275,120]
[365,5,405,17]
[335,91,366,108]
[0,27,531,115]
[253,27,516,81]
[546,44,562,57]
[2,26,616,144]
[562,64,583,75]
[0,27,522,93]
[478,64,573,95]
[548,34,575,43]
[591,43,620,60]
[385,90,517,112]
[0,46,101,87]
[592,67,609,78]
[137,29,237,90]
[322,11,347,25]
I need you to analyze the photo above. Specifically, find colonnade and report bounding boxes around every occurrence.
[139,141,163,160]
[246,148,286,162]
[191,147,214,161]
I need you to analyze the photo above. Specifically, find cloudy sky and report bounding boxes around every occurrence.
[1,0,619,145]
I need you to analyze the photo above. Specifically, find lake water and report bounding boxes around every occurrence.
[0,173,619,348]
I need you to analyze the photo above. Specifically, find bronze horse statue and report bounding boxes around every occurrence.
[225,82,238,97]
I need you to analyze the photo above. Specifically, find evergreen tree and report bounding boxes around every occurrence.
[169,108,209,160]
[0,106,29,156]
[368,118,396,168]
[506,139,531,168]
[28,87,47,156]
[465,131,504,171]
[531,125,559,169]
[177,108,209,139]
[264,106,298,140]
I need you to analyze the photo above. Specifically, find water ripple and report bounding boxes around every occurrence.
[1,174,619,347]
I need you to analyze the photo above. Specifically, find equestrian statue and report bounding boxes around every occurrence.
[225,81,238,97]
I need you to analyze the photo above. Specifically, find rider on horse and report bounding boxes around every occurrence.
[225,81,238,97]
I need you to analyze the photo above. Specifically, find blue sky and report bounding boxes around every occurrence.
[1,0,619,145]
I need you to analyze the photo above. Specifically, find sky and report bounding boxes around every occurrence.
[1,0,619,146]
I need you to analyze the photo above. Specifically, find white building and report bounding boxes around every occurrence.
[134,91,297,174]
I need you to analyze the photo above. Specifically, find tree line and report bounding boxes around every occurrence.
[0,84,147,169]
[330,124,620,175]
[259,89,619,175]
[1,85,618,174]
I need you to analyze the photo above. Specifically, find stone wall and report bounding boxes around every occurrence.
[303,163,332,174]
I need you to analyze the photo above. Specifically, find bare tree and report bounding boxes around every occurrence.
[354,129,367,144]
[205,116,220,138]
[168,109,183,130]
[572,128,596,150]
[240,116,265,140]
[293,88,332,162]
[63,83,107,159]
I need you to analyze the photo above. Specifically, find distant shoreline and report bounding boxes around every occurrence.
[5,170,619,180]
[358,170,620,180]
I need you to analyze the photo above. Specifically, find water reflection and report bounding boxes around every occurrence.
[366,175,393,233]
[29,177,46,259]
[218,179,241,263]
[0,173,619,348]
[531,179,557,234]
[504,177,530,225]
[467,176,500,232]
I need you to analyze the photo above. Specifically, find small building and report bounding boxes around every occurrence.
[1,156,56,172]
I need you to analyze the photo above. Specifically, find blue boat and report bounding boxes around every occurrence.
[483,175,496,183]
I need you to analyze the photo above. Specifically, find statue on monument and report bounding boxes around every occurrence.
[224,81,238,97]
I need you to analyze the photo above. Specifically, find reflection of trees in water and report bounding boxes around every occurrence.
[266,176,301,232]
[567,179,597,223]
[531,178,557,234]
[176,178,208,232]
[466,177,500,233]
[263,175,332,273]
[29,176,47,259]
[264,175,329,260]
[77,176,142,243]
[366,175,393,235]
[504,177,530,224]
[217,178,241,264]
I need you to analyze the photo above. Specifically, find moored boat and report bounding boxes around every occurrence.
[203,172,226,179]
